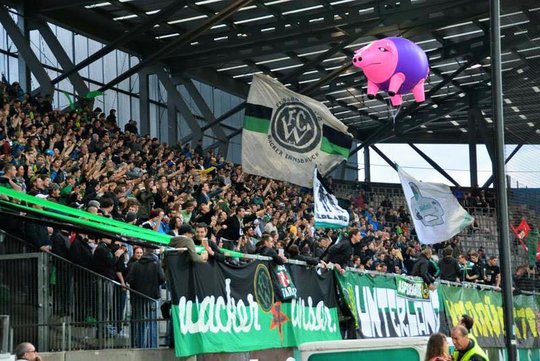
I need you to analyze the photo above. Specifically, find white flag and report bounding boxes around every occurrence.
[398,166,474,245]
[242,74,352,188]
[313,168,349,229]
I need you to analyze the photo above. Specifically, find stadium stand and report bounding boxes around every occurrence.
[0,77,539,352]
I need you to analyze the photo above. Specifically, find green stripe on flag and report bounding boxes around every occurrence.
[314,221,347,229]
[320,136,349,157]
[243,115,270,134]
[85,90,104,99]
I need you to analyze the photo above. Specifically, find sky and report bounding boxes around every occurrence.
[356,143,540,189]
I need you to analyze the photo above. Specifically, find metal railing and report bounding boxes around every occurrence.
[0,231,167,353]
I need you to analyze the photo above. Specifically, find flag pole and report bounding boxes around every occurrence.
[490,0,515,359]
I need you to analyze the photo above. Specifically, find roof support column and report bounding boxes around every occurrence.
[468,107,478,187]
[138,69,150,136]
[364,146,371,184]
[16,6,30,92]
[32,20,90,98]
[0,7,53,96]
[167,96,178,146]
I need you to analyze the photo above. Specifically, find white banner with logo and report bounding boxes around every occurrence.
[397,166,474,245]
[242,74,352,188]
[313,168,349,229]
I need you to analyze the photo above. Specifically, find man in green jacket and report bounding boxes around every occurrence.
[451,325,489,361]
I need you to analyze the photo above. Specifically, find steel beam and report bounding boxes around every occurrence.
[490,1,515,359]
[0,7,54,96]
[138,69,150,136]
[16,5,30,92]
[154,67,203,145]
[467,96,478,187]
[408,143,461,187]
[32,20,90,97]
[180,78,229,157]
[39,0,99,12]
[169,0,483,66]
[50,0,183,86]
[167,98,178,145]
[482,144,523,188]
[471,105,495,161]
[99,0,254,93]
[370,145,397,171]
[364,146,371,183]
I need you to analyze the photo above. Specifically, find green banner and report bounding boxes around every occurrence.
[485,348,540,361]
[440,284,540,349]
[440,284,505,348]
[395,275,430,301]
[167,253,341,357]
[336,272,442,338]
[512,293,540,348]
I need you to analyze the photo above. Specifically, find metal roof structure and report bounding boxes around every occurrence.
[4,0,540,147]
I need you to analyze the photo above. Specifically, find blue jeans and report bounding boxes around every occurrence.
[131,299,158,348]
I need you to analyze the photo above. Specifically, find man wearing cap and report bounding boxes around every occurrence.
[165,224,208,266]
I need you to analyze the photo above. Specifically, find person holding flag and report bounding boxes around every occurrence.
[320,228,362,273]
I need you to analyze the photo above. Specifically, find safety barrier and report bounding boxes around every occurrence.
[0,231,165,353]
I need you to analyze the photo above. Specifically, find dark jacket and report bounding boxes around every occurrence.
[126,254,165,299]
[162,235,207,276]
[438,256,461,282]
[93,242,117,280]
[221,214,257,241]
[51,230,71,259]
[68,236,93,269]
[412,254,436,285]
[24,221,51,250]
[256,245,284,265]
[323,239,353,268]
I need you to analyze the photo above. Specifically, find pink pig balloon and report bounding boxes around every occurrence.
[352,37,429,107]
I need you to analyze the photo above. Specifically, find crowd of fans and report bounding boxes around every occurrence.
[0,78,539,303]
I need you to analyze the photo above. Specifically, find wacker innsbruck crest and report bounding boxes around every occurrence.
[271,100,322,154]
[242,74,352,188]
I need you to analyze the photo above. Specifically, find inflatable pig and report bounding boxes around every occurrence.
[352,37,429,106]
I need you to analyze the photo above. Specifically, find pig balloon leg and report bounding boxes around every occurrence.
[390,94,403,106]
[388,72,406,97]
[412,79,426,103]
[367,80,380,99]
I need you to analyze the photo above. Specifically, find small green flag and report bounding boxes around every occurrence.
[62,91,75,110]
[85,90,104,99]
